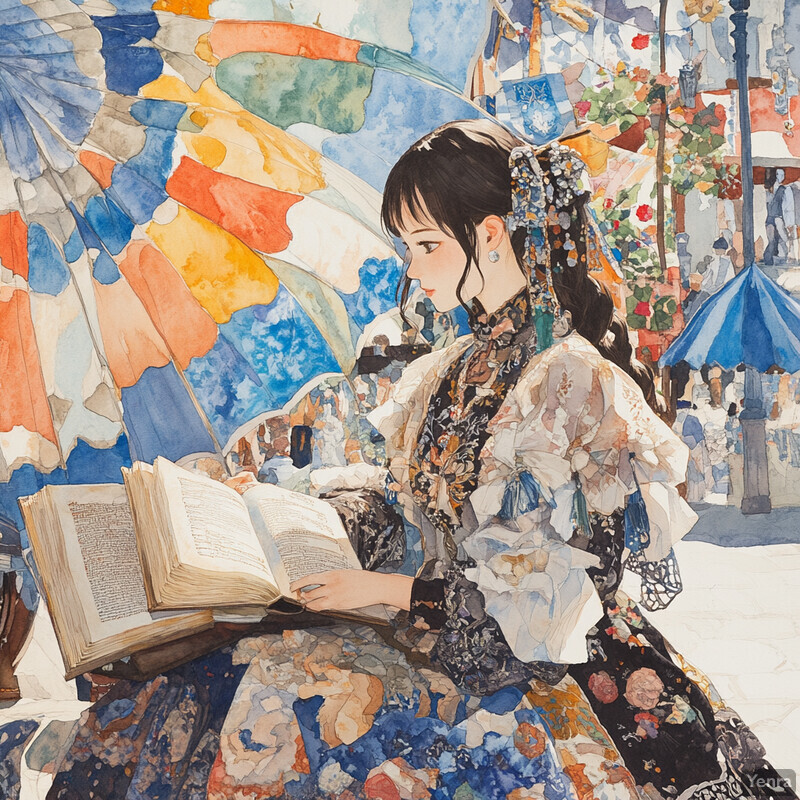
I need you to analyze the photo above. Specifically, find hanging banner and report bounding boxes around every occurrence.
[495,73,574,144]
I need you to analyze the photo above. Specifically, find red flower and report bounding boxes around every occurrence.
[588,671,619,704]
[636,204,653,222]
[604,198,614,209]
[575,100,592,116]
[613,219,620,230]
[632,34,650,50]
[634,301,651,316]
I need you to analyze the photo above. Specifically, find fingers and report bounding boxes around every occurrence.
[290,573,334,610]
[288,570,364,612]
[291,584,331,612]
[297,585,328,603]
[303,596,331,612]
[289,572,339,593]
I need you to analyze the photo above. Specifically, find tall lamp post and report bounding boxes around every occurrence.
[731,0,771,514]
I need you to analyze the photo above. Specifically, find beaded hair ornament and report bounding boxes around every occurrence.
[505,142,587,353]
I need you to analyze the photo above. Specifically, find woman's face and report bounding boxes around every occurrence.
[396,208,483,313]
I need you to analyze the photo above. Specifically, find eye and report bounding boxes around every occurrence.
[419,241,440,254]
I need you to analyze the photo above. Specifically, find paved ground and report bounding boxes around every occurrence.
[4,504,800,794]
[687,502,800,547]
[621,537,800,773]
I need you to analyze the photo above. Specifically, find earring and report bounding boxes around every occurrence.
[488,250,500,263]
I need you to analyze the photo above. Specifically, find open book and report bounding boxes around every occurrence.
[18,483,212,680]
[125,457,386,617]
[20,457,388,679]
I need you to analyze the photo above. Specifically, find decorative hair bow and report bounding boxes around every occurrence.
[505,142,587,353]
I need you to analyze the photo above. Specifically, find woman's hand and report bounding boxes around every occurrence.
[290,570,413,612]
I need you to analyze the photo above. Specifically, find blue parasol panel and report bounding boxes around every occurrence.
[661,264,800,373]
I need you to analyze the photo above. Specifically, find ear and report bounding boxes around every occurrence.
[479,215,507,249]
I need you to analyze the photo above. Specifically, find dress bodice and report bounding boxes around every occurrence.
[367,317,696,568]
[407,286,537,555]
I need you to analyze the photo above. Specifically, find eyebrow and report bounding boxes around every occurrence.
[407,228,439,236]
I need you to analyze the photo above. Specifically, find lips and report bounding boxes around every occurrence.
[422,288,435,296]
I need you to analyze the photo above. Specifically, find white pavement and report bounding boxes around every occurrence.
[621,539,800,773]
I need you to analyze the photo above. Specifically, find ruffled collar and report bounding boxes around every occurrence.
[467,286,533,347]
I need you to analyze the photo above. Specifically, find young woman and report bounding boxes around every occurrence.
[48,120,792,800]
[287,119,790,797]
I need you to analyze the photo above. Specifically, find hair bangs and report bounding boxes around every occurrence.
[382,152,461,242]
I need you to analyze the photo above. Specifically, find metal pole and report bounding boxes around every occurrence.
[740,365,771,514]
[730,0,756,267]
[730,0,770,514]
[656,0,668,278]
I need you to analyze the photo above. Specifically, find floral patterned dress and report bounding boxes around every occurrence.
[38,291,794,800]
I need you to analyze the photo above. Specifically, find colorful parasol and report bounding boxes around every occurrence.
[0,0,487,523]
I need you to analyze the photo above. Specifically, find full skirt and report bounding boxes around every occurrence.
[33,589,794,800]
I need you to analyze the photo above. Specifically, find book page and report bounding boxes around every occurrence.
[242,483,361,595]
[154,458,276,586]
[175,475,269,572]
[49,485,188,639]
[21,482,212,678]
[271,530,352,584]
[69,500,149,622]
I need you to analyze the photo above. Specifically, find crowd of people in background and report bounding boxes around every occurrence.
[668,361,800,507]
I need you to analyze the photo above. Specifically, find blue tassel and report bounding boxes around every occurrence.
[498,480,520,520]
[384,469,398,506]
[624,454,651,553]
[498,470,546,520]
[571,481,591,538]
[624,488,651,553]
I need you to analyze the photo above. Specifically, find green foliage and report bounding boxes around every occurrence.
[584,73,642,128]
[579,71,728,197]
[623,284,677,332]
[651,295,678,331]
[625,285,652,329]
[597,191,662,282]
[578,67,723,335]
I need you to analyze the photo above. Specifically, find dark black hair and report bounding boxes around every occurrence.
[380,118,662,416]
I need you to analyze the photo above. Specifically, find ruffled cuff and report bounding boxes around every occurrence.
[409,577,448,631]
[309,463,387,495]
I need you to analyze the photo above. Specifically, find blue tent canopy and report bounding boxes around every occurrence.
[661,264,800,373]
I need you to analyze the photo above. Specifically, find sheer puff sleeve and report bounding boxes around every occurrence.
[472,333,698,563]
[366,337,473,499]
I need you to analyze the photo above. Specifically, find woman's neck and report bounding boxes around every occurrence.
[474,270,527,315]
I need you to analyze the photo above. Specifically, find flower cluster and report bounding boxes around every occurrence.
[595,186,662,280]
[576,67,730,199]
